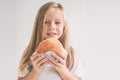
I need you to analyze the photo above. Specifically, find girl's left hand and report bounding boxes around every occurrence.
[48,53,81,80]
[48,53,71,79]
[48,52,67,72]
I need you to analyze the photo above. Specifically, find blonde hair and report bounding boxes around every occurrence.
[18,2,75,76]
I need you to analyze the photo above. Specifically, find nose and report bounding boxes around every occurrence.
[49,22,56,30]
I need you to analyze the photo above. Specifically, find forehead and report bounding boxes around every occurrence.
[44,8,64,20]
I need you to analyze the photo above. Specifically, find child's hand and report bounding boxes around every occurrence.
[48,52,68,73]
[48,53,79,80]
[30,52,48,75]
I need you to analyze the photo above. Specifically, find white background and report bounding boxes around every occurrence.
[0,0,120,80]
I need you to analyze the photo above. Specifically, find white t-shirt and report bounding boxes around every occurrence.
[18,51,84,80]
[71,55,84,78]
[39,50,84,80]
[38,56,84,80]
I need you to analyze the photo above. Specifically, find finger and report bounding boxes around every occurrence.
[40,61,49,69]
[48,56,62,67]
[56,49,68,60]
[30,53,44,61]
[32,51,37,55]
[33,54,47,66]
[57,53,66,60]
[38,57,48,67]
[51,53,65,64]
[48,61,57,68]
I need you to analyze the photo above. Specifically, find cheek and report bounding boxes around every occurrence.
[43,26,47,31]
[58,27,64,34]
[43,26,47,35]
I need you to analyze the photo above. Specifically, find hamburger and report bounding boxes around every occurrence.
[36,38,67,56]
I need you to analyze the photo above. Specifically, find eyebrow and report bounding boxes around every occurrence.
[44,18,63,21]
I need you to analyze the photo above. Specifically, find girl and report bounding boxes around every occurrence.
[17,2,83,80]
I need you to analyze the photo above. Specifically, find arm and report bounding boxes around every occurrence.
[17,71,82,80]
[48,53,82,80]
[18,52,49,80]
[54,65,82,80]
[17,69,39,80]
[60,68,82,80]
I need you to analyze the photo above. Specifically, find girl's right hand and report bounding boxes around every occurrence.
[30,52,48,75]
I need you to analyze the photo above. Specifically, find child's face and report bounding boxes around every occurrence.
[43,8,64,39]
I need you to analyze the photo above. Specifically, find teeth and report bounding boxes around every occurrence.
[47,33,55,36]
[50,34,54,36]
[47,32,58,37]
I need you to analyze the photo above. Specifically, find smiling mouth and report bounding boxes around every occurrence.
[47,33,57,36]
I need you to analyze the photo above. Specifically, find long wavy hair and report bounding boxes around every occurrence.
[18,2,75,76]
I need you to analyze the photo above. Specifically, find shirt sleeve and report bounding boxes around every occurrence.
[71,54,85,78]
